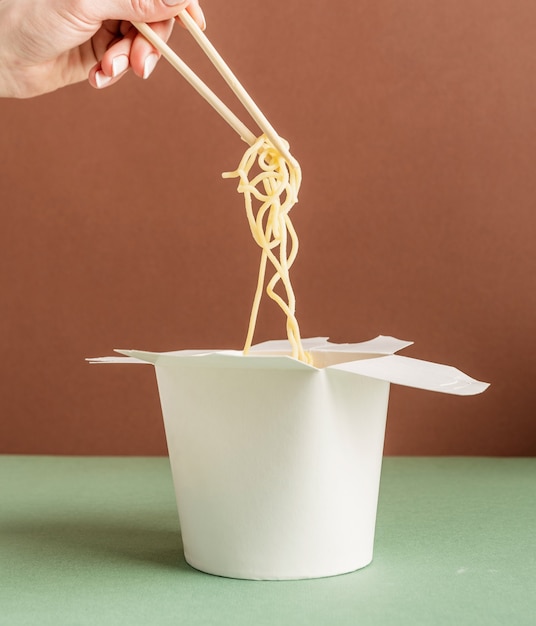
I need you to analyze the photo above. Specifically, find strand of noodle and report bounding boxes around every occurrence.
[242,163,273,353]
[223,135,307,362]
[243,251,269,354]
[242,151,284,353]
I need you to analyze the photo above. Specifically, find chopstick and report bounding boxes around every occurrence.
[131,21,256,146]
[177,11,296,165]
[131,12,297,166]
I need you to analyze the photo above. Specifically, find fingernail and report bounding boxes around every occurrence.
[163,0,187,6]
[198,8,207,30]
[143,53,159,79]
[112,55,129,77]
[189,3,206,30]
[95,71,112,88]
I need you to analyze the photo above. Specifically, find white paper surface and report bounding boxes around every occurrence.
[154,358,390,579]
[332,354,489,395]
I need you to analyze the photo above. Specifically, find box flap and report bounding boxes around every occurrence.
[113,349,315,371]
[330,355,489,396]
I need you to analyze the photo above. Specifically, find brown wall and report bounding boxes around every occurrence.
[1,0,535,456]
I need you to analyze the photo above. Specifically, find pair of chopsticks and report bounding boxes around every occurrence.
[132,11,296,166]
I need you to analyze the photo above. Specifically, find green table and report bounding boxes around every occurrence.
[1,456,534,625]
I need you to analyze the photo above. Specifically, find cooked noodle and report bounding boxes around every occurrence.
[222,135,309,362]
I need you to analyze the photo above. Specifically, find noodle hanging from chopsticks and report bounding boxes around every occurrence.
[223,135,309,363]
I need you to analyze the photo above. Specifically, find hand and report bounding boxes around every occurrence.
[0,0,205,98]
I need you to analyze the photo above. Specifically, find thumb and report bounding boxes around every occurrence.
[87,0,197,25]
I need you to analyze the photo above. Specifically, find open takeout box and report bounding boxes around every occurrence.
[91,335,488,580]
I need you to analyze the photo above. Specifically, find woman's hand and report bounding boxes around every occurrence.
[0,0,205,98]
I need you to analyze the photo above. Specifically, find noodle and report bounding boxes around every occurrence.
[222,135,309,363]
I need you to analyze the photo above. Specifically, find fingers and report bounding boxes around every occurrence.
[89,0,206,90]
[128,0,207,80]
[88,24,135,89]
[89,18,173,89]
[129,19,175,78]
[181,0,206,31]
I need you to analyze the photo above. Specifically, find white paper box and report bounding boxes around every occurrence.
[91,336,488,580]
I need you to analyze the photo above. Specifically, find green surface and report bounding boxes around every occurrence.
[1,456,534,625]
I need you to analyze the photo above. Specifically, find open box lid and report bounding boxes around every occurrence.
[89,335,489,396]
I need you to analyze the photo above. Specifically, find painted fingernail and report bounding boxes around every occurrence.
[95,71,112,88]
[112,55,129,77]
[143,53,159,79]
[194,5,207,30]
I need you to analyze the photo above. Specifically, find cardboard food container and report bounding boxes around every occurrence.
[91,335,488,580]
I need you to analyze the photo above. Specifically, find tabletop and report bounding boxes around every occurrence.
[1,455,534,626]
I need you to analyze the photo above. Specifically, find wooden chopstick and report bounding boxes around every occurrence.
[132,13,297,167]
[177,11,296,166]
[131,21,256,146]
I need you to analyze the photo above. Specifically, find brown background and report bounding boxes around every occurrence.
[1,0,535,456]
